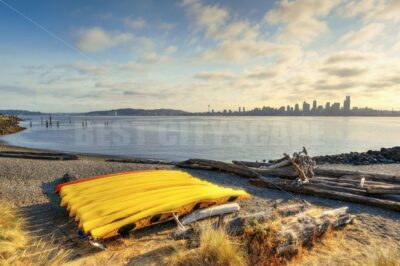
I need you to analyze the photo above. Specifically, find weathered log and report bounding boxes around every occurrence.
[177,159,261,178]
[232,160,272,168]
[0,151,77,160]
[173,202,307,239]
[274,207,354,256]
[226,203,306,235]
[250,178,367,195]
[181,203,240,225]
[265,159,291,169]
[249,177,400,211]
[284,153,309,181]
[313,176,389,187]
[245,207,353,265]
[314,168,400,184]
[366,185,400,194]
[306,182,367,195]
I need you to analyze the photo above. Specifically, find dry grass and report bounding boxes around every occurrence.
[0,201,70,266]
[371,246,400,266]
[243,220,284,266]
[168,224,247,266]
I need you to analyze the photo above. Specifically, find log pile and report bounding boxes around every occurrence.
[173,201,354,264]
[177,149,400,212]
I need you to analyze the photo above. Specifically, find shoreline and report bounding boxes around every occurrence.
[0,139,165,162]
[2,138,400,167]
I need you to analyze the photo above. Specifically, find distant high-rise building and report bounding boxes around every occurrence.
[287,105,290,112]
[331,102,340,112]
[239,107,241,113]
[344,96,351,113]
[243,107,245,112]
[303,101,310,112]
[325,102,330,111]
[312,100,317,111]
[294,104,300,112]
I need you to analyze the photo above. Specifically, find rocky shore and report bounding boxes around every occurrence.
[0,115,25,135]
[314,146,400,165]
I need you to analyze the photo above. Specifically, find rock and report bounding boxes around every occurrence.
[313,146,400,165]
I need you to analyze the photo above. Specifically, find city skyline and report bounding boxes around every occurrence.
[205,96,400,116]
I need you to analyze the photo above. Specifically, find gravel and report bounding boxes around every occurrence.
[1,141,399,265]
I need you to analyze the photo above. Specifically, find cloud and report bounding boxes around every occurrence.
[320,66,368,77]
[181,0,229,37]
[57,62,107,75]
[165,46,178,54]
[0,85,36,95]
[158,22,176,31]
[315,81,362,90]
[338,0,400,22]
[244,66,283,80]
[325,51,375,64]
[123,17,146,29]
[265,0,342,44]
[201,38,301,64]
[76,27,133,52]
[194,71,235,80]
[138,52,170,64]
[339,23,384,47]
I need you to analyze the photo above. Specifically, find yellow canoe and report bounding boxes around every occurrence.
[58,170,250,240]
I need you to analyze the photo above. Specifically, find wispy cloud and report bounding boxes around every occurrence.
[76,27,133,52]
[123,17,146,30]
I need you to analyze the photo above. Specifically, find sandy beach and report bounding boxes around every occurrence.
[1,140,400,265]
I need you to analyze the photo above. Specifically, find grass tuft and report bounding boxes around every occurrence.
[0,201,70,266]
[169,224,247,266]
[373,246,400,266]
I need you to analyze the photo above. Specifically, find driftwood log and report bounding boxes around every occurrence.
[226,203,306,235]
[314,168,400,184]
[233,160,400,184]
[177,159,262,178]
[181,203,240,225]
[0,151,77,160]
[232,160,272,168]
[178,158,400,211]
[246,207,354,265]
[273,207,354,255]
[366,185,400,194]
[250,178,400,211]
[173,202,307,239]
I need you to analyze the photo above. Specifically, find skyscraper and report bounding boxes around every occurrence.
[344,96,351,113]
[325,102,330,111]
[312,100,317,111]
[295,104,299,112]
[303,101,310,112]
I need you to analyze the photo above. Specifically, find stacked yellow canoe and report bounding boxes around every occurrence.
[58,170,250,239]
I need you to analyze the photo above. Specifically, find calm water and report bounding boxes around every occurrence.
[1,116,400,161]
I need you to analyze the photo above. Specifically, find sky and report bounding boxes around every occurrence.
[0,0,399,112]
